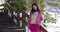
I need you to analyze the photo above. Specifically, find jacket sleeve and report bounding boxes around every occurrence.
[28,12,31,25]
[40,12,44,22]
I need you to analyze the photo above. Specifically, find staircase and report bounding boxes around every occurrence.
[0,12,26,32]
[0,12,16,27]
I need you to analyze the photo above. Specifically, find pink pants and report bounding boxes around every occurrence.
[29,24,47,32]
[29,24,40,32]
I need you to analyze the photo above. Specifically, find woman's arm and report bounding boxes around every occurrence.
[28,12,32,25]
[40,12,44,22]
[39,11,44,25]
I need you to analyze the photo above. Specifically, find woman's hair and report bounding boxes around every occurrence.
[31,3,40,14]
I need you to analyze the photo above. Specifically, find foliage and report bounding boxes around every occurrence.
[47,0,60,7]
[10,0,26,10]
[44,11,56,23]
[40,0,46,11]
[48,3,59,7]
[58,0,60,2]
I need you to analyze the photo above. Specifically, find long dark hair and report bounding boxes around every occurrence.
[31,3,40,14]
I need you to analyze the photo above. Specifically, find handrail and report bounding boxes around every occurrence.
[40,23,48,32]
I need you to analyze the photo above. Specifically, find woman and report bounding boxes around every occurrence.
[28,3,43,32]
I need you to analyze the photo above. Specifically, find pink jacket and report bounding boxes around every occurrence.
[28,11,43,25]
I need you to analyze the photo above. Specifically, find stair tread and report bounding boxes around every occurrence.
[0,12,16,27]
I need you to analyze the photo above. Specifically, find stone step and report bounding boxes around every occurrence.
[0,12,16,27]
[0,29,26,32]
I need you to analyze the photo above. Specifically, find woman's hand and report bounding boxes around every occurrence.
[39,20,44,26]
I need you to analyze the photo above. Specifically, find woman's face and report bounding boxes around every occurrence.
[33,5,37,10]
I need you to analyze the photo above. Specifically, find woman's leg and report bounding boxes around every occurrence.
[35,24,40,32]
[29,24,40,32]
[29,24,35,32]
